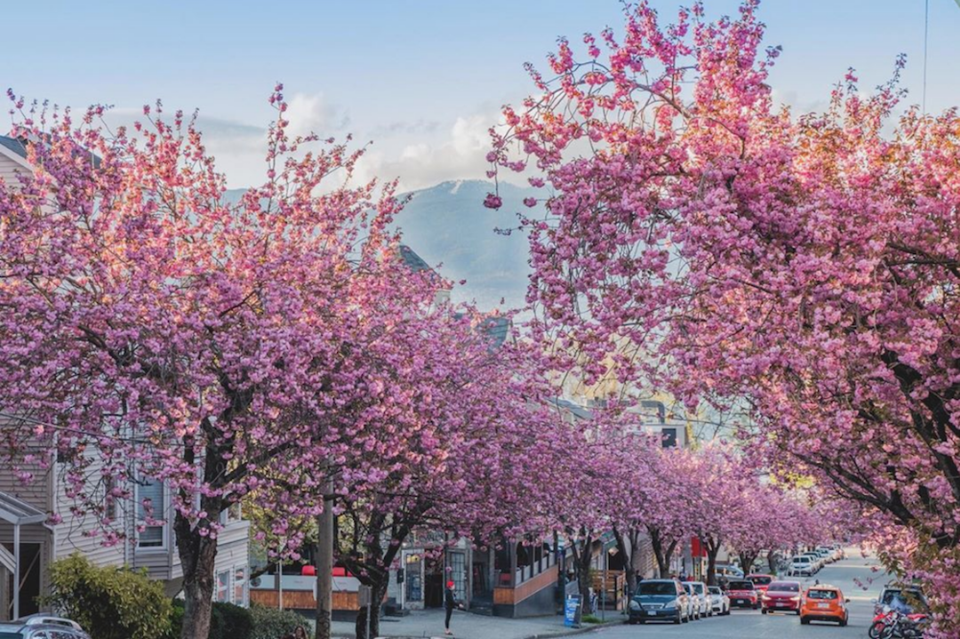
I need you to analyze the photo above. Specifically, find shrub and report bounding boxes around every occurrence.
[248,604,307,639]
[581,614,601,624]
[44,554,171,639]
[210,602,252,639]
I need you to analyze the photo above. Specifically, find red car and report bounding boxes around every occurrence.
[761,580,802,614]
[747,574,774,593]
[726,579,760,609]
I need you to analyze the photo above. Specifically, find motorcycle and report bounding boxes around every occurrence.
[876,609,929,639]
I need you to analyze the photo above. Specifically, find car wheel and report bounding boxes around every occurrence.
[800,617,809,625]
[638,620,646,625]
[672,615,680,625]
[839,618,847,627]
[761,608,767,615]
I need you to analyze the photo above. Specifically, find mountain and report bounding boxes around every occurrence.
[222,179,536,310]
[393,179,535,309]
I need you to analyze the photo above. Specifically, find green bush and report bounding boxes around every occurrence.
[210,602,252,639]
[582,614,602,624]
[248,604,306,639]
[44,554,171,639]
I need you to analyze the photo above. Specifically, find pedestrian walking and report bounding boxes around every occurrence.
[444,580,462,635]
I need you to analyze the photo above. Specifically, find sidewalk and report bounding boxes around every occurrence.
[331,609,623,639]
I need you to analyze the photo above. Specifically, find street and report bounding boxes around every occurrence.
[590,550,886,639]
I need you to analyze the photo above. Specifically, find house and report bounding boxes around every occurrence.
[0,134,251,620]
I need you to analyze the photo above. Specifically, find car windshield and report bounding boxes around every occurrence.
[692,583,704,594]
[728,581,754,590]
[768,582,800,592]
[708,587,721,595]
[882,590,926,605]
[793,557,810,563]
[638,582,676,596]
[807,589,838,600]
[749,576,772,585]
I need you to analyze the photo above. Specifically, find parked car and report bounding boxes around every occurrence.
[801,551,823,571]
[628,579,691,625]
[726,578,760,609]
[682,581,711,618]
[789,555,815,577]
[708,585,731,616]
[716,564,744,579]
[0,615,90,639]
[761,580,802,615]
[800,584,849,626]
[874,584,928,615]
[747,573,774,593]
[814,547,834,564]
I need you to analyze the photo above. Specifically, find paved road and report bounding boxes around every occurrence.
[588,549,887,639]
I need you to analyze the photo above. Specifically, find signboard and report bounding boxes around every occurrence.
[564,594,582,628]
[358,585,372,607]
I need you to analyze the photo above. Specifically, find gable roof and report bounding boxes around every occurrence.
[0,135,32,169]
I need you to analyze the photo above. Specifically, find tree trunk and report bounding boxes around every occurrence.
[705,542,720,586]
[568,530,594,614]
[647,527,677,578]
[176,510,219,639]
[612,527,636,597]
[767,549,777,574]
[738,551,759,576]
[176,439,223,639]
[315,483,334,639]
[354,575,388,639]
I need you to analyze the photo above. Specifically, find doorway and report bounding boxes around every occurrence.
[424,557,443,608]
[3,542,42,619]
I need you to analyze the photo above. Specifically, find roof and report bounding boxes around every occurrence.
[0,135,28,160]
[397,244,433,274]
[0,490,48,525]
[479,316,510,350]
[0,133,101,170]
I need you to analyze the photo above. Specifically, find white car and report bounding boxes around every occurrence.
[708,585,731,615]
[801,552,823,571]
[681,582,707,619]
[687,581,712,617]
[789,556,815,577]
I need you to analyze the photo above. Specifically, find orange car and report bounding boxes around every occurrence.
[800,585,849,626]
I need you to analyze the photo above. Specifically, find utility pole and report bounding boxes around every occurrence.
[315,477,335,639]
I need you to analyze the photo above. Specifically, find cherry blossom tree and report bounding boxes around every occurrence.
[0,88,462,639]
[489,0,960,631]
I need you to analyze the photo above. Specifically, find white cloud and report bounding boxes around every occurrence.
[284,93,350,138]
[354,111,506,192]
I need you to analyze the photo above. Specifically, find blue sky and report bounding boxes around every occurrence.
[4,0,959,189]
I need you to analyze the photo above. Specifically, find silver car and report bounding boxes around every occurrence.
[0,615,90,639]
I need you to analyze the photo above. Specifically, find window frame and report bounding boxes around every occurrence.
[135,477,167,551]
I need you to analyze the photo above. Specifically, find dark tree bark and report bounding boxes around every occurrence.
[568,527,595,613]
[704,538,721,586]
[647,527,678,578]
[175,438,224,639]
[738,551,760,576]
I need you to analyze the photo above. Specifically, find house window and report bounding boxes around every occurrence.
[234,566,247,605]
[219,502,242,526]
[661,428,678,448]
[217,570,230,603]
[104,477,118,520]
[137,478,165,548]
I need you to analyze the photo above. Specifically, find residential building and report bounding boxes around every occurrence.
[0,134,251,620]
